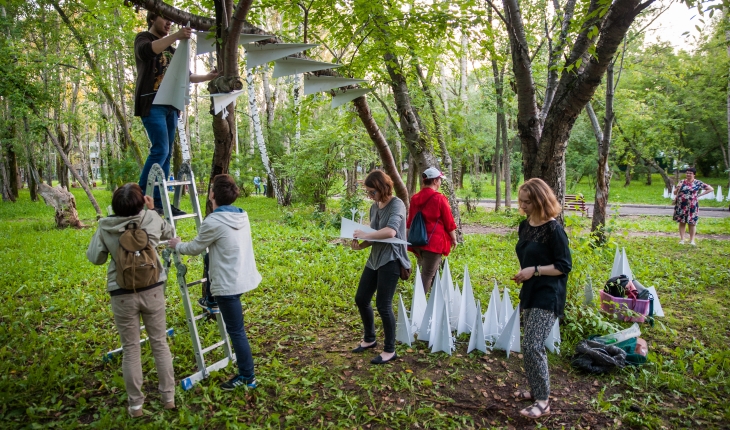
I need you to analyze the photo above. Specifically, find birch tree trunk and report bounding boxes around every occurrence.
[587,64,615,239]
[247,69,283,205]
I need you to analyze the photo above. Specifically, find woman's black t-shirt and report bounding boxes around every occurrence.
[515,219,572,317]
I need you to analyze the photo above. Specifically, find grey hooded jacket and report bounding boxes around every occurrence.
[87,209,174,292]
[175,208,261,297]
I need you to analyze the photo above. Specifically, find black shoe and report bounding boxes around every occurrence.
[352,341,377,353]
[370,353,398,365]
[197,297,219,314]
[153,206,165,216]
[220,375,257,391]
[170,205,187,217]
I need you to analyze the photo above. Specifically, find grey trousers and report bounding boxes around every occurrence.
[521,308,557,401]
[111,287,175,407]
[416,250,442,294]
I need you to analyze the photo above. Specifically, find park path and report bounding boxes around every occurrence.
[468,199,730,218]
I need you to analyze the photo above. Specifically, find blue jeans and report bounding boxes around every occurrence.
[215,294,255,378]
[138,105,178,208]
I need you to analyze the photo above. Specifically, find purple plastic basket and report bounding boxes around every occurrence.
[600,290,650,323]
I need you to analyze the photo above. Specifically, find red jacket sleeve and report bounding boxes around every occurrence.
[440,195,457,232]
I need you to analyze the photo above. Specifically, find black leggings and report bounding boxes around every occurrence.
[355,260,400,353]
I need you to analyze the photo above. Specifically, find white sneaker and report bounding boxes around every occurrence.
[679,239,685,245]
[690,241,696,246]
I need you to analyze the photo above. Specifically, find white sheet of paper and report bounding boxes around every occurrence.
[647,286,665,317]
[610,247,622,278]
[340,217,409,245]
[153,39,190,111]
[484,283,501,343]
[210,90,245,115]
[621,248,634,280]
[429,276,446,348]
[457,266,478,335]
[501,286,514,330]
[417,272,438,342]
[544,318,561,354]
[430,297,453,355]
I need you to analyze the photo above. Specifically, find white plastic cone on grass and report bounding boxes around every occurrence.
[395,295,413,346]
[501,286,514,329]
[410,266,427,333]
[441,258,454,304]
[468,300,487,354]
[663,188,669,199]
[417,273,439,342]
[450,281,461,328]
[494,304,521,357]
[430,296,453,355]
[483,283,501,343]
[429,276,447,348]
[544,318,561,354]
[716,186,723,202]
[621,248,634,280]
[610,247,622,278]
[457,266,478,335]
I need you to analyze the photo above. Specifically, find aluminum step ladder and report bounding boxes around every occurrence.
[147,161,237,391]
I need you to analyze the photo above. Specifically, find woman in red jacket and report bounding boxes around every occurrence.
[406,167,458,294]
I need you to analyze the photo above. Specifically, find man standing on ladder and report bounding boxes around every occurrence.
[134,11,217,216]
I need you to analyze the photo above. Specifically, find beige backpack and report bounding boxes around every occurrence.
[115,212,160,291]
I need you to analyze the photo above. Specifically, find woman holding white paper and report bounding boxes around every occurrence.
[511,178,572,419]
[350,170,411,365]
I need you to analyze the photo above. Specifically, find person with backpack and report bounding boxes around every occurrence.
[350,170,411,365]
[406,167,457,294]
[168,174,262,390]
[86,183,176,418]
[511,178,572,419]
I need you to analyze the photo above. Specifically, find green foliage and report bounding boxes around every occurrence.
[106,149,141,189]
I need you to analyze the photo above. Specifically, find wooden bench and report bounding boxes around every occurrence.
[564,194,588,216]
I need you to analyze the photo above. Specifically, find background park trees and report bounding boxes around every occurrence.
[1,0,728,232]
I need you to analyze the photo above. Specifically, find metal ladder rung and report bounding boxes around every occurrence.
[155,180,192,186]
[201,340,226,355]
[187,278,207,287]
[173,213,200,221]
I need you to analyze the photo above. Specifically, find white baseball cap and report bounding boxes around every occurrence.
[422,167,446,180]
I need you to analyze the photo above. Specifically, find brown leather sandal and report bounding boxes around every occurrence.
[519,402,550,419]
[513,390,532,401]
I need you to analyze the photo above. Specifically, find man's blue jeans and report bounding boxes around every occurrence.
[139,105,178,208]
[215,294,255,379]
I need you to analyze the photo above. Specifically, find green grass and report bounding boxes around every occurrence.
[457,173,730,208]
[1,189,729,428]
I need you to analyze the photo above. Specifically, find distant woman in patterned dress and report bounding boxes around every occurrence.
[673,167,713,246]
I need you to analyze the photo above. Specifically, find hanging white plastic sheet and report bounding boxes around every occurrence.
[467,300,487,354]
[330,88,373,108]
[272,57,341,79]
[395,295,413,346]
[457,266,477,335]
[243,43,317,69]
[153,38,190,112]
[494,304,521,357]
[303,76,366,95]
[209,90,245,117]
[410,266,427,333]
[194,31,272,56]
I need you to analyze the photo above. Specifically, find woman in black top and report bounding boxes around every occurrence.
[512,178,572,419]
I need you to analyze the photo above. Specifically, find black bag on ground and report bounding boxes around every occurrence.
[570,340,627,374]
[604,275,631,298]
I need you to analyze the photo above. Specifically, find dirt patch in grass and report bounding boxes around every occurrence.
[462,223,730,240]
[274,327,618,429]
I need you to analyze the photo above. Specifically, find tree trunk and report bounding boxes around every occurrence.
[413,59,453,181]
[43,125,102,218]
[5,139,18,198]
[726,12,730,189]
[502,115,512,208]
[588,64,615,239]
[407,153,418,197]
[352,96,409,210]
[247,69,284,205]
[38,183,84,228]
[51,1,143,167]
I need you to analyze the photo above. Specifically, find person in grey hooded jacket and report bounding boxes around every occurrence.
[86,183,175,417]
[169,174,262,391]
